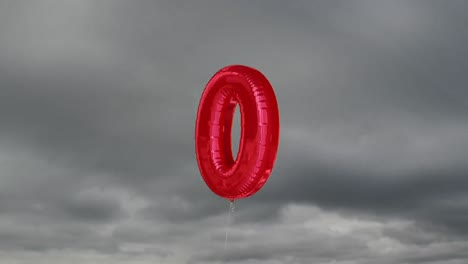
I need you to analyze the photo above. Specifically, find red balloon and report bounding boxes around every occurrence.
[195,65,280,201]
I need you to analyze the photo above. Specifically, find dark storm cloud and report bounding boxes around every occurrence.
[61,194,127,222]
[137,190,281,224]
[1,0,468,263]
[187,208,373,264]
[256,159,468,213]
[138,195,227,223]
[0,192,125,223]
[0,222,119,253]
[190,236,364,263]
[0,58,185,183]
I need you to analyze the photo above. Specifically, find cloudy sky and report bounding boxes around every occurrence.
[1,0,468,263]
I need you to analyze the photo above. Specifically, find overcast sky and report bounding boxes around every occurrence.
[1,1,468,263]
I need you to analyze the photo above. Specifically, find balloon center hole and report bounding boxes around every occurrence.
[231,104,241,160]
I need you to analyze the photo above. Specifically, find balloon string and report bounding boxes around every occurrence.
[223,200,235,259]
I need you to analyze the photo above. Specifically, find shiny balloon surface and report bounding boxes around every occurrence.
[195,65,280,200]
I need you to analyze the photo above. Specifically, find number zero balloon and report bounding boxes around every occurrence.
[195,65,280,201]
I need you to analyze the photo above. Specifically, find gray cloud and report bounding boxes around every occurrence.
[0,0,468,263]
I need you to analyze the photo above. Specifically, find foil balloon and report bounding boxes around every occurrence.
[195,65,280,200]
